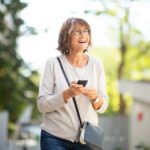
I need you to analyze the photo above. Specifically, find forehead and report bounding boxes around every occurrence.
[74,24,88,30]
[70,20,89,30]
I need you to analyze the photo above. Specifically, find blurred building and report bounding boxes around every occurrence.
[0,106,40,150]
[119,80,150,150]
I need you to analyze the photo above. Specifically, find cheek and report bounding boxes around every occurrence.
[71,37,78,44]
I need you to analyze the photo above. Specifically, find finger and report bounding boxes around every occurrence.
[86,88,95,92]
[71,83,80,88]
[80,87,86,93]
[75,84,83,88]
[85,90,95,95]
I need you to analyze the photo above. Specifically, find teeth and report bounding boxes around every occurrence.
[79,41,86,43]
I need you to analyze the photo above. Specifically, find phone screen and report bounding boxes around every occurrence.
[77,80,88,87]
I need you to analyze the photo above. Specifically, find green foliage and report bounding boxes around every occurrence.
[0,1,39,122]
[87,0,150,114]
[91,47,122,114]
[136,142,150,150]
[115,148,124,150]
[124,41,150,81]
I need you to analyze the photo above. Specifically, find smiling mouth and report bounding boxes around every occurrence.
[78,40,86,44]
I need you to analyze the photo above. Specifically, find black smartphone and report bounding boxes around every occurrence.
[77,80,88,87]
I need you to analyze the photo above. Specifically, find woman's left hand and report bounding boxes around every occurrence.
[83,88,103,110]
[83,88,98,101]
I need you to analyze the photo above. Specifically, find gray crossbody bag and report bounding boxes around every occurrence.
[57,57,104,150]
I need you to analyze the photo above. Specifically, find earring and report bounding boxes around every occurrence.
[64,49,69,54]
[83,49,88,53]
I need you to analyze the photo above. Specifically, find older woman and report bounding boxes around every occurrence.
[37,17,108,150]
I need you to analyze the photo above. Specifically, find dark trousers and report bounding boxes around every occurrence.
[40,130,92,150]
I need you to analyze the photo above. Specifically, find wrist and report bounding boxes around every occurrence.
[63,89,74,103]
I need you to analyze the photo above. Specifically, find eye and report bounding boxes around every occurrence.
[83,30,89,34]
[83,30,88,33]
[74,30,80,35]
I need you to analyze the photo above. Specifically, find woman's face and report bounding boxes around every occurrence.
[70,24,90,53]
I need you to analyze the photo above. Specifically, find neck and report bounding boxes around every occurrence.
[66,52,88,67]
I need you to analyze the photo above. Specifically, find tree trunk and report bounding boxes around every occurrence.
[118,25,127,114]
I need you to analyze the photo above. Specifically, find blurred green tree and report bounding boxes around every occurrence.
[86,0,150,114]
[0,0,39,123]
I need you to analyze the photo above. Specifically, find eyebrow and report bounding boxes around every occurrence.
[74,28,88,31]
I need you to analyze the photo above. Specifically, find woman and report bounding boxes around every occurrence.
[37,17,108,150]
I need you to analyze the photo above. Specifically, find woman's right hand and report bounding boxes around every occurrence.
[63,81,86,103]
[69,81,86,96]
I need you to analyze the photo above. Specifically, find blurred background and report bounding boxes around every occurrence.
[0,0,150,150]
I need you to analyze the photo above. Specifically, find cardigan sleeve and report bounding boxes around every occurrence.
[37,58,65,114]
[96,60,108,113]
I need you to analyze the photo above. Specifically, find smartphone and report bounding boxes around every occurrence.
[77,80,88,87]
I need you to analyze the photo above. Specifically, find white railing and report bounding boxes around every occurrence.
[0,111,9,150]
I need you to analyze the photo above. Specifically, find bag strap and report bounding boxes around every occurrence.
[57,57,83,127]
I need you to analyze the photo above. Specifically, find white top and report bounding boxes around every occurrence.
[37,54,108,142]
